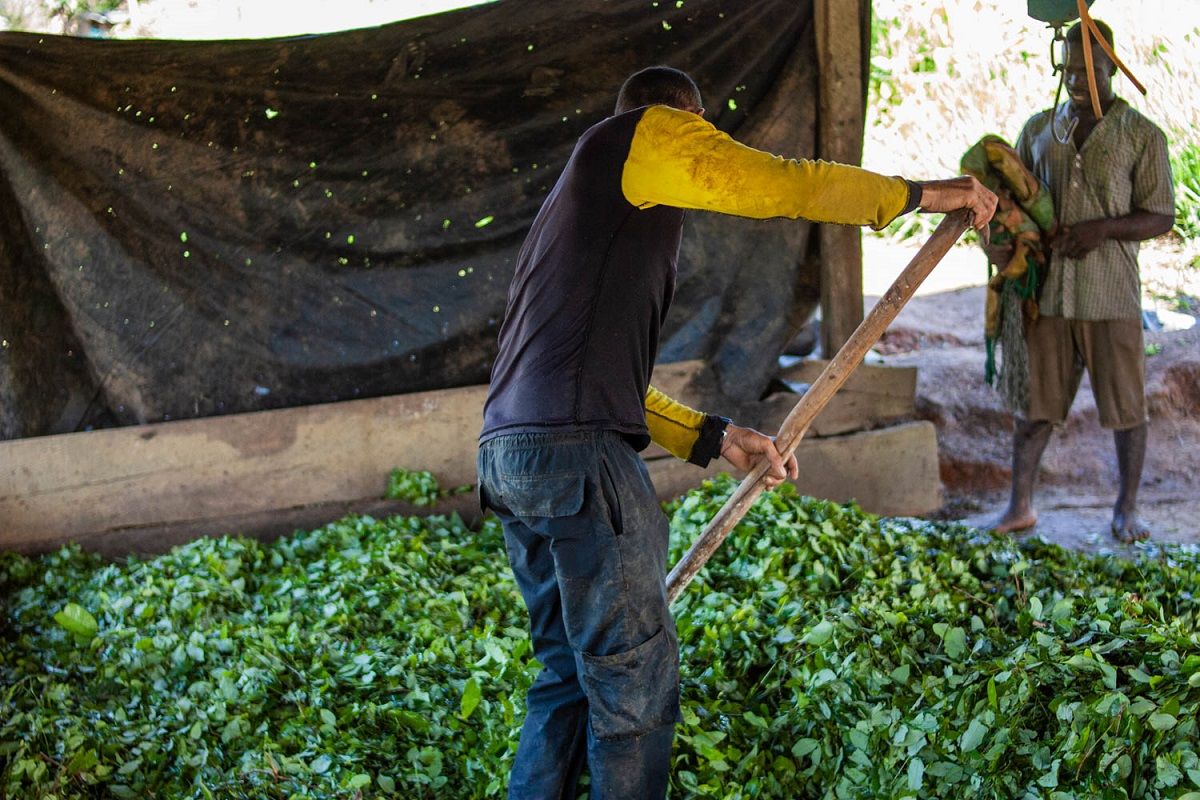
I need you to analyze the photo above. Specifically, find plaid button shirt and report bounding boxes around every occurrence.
[1016,98,1175,320]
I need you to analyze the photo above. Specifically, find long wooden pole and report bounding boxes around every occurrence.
[1077,0,1146,97]
[665,209,972,604]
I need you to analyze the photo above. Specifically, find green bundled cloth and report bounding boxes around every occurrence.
[960,135,1056,412]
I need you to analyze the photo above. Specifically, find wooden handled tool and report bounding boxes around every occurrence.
[666,209,972,604]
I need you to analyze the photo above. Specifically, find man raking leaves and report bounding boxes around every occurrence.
[476,66,996,799]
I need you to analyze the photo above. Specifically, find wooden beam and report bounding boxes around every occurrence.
[815,0,867,356]
[0,384,490,553]
[645,361,916,454]
[770,360,916,437]
[1,354,940,556]
[0,361,705,555]
[648,421,942,517]
[778,359,916,400]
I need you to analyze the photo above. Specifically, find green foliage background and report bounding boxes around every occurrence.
[3,476,1200,799]
[865,1,1200,250]
[0,0,122,32]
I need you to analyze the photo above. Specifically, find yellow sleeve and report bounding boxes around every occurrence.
[644,384,706,461]
[622,105,910,230]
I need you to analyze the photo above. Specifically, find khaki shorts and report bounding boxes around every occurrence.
[1025,315,1147,430]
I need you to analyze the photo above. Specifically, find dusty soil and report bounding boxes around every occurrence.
[862,239,1200,552]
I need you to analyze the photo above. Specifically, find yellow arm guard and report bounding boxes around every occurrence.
[622,105,911,230]
[645,384,727,466]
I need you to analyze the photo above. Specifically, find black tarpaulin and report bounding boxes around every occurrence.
[0,0,825,440]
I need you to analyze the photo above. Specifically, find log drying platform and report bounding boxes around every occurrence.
[0,360,940,557]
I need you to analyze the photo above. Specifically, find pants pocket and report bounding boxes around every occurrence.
[580,627,680,741]
[597,455,624,535]
[498,472,586,520]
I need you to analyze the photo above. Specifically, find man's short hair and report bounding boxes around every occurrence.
[614,66,701,115]
[1066,18,1116,66]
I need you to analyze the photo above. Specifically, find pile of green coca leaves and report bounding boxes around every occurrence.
[2,475,1199,799]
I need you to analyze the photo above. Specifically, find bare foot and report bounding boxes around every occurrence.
[1111,511,1150,544]
[987,507,1038,534]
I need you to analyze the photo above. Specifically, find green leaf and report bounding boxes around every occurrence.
[319,708,337,727]
[1130,698,1156,717]
[1066,653,1094,670]
[460,676,482,719]
[66,748,100,774]
[395,710,432,732]
[907,757,925,791]
[1098,661,1117,690]
[311,755,332,774]
[53,603,98,639]
[1149,713,1178,731]
[385,468,442,505]
[792,738,819,759]
[1050,598,1073,621]
[1037,759,1061,788]
[802,619,835,646]
[347,773,371,789]
[744,711,769,729]
[960,717,989,753]
[944,626,967,659]
[1157,755,1183,787]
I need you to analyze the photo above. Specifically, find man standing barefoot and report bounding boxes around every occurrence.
[989,20,1175,542]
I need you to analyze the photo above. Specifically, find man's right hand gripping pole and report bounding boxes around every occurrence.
[915,176,999,242]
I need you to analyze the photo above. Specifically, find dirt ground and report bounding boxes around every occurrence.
[861,237,1200,553]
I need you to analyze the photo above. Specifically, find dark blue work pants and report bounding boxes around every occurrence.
[477,430,680,800]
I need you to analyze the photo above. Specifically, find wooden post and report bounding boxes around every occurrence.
[815,0,867,356]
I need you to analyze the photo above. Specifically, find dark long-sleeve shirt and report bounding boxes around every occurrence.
[481,104,914,461]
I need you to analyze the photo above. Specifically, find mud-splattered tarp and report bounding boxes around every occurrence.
[0,0,830,440]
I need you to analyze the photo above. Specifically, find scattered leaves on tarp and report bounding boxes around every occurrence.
[2,475,1199,799]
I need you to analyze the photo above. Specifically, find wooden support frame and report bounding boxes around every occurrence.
[815,0,869,356]
[0,358,941,557]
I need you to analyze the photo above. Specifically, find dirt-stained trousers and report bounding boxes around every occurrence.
[477,429,681,800]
